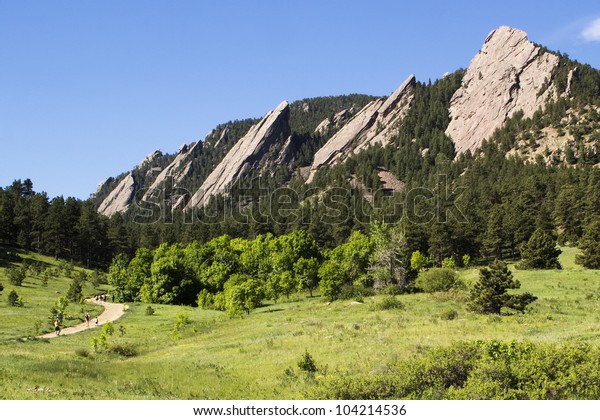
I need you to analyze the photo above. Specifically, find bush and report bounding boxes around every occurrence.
[109,343,138,358]
[338,285,375,301]
[371,296,405,311]
[6,266,26,286]
[416,268,462,293]
[442,257,456,269]
[145,306,155,316]
[75,348,90,358]
[440,309,458,320]
[298,350,317,373]
[308,340,600,400]
[8,290,22,307]
[197,290,213,309]
[382,284,402,296]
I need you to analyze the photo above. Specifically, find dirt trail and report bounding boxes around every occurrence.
[40,298,125,339]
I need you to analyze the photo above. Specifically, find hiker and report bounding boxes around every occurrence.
[85,312,90,327]
[54,319,61,336]
[95,317,99,326]
[111,295,114,303]
[57,312,63,325]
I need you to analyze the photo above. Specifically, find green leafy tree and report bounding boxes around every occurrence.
[576,218,600,269]
[370,222,409,290]
[318,258,344,302]
[141,243,199,305]
[225,276,264,315]
[410,250,427,271]
[518,228,562,269]
[107,253,130,302]
[294,257,320,297]
[467,261,537,314]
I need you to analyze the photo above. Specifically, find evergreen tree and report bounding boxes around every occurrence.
[467,260,537,314]
[576,218,600,269]
[519,228,562,269]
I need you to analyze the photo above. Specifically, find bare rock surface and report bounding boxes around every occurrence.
[446,26,559,155]
[97,172,136,216]
[307,75,415,182]
[142,141,202,202]
[186,101,291,209]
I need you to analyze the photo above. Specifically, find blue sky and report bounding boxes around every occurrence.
[1,0,599,199]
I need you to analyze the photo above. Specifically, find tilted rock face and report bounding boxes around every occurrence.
[97,173,136,217]
[446,26,560,155]
[185,101,291,209]
[142,141,202,202]
[307,75,415,182]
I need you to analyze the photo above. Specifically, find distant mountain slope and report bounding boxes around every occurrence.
[95,26,600,216]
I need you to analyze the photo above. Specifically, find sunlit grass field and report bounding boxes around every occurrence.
[0,247,599,399]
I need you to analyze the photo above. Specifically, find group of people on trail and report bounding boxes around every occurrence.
[85,312,99,328]
[95,294,108,302]
[53,311,99,336]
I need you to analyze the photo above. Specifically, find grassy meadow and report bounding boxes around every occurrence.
[0,247,599,399]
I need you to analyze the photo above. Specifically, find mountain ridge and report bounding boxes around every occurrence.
[94,26,599,217]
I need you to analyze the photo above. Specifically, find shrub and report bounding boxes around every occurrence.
[462,255,471,268]
[298,350,317,373]
[7,266,26,286]
[308,340,600,400]
[8,290,22,307]
[371,296,405,311]
[197,290,213,309]
[75,348,90,358]
[416,268,462,293]
[442,257,457,269]
[440,309,458,320]
[410,250,427,271]
[109,343,138,357]
[338,285,374,301]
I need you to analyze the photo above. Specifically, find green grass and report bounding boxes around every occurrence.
[0,247,599,399]
[0,249,106,340]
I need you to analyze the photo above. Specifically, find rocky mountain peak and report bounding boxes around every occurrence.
[307,75,416,182]
[185,101,291,209]
[446,26,560,155]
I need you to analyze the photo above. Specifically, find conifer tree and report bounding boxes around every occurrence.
[576,219,600,269]
[468,260,537,314]
[519,228,562,269]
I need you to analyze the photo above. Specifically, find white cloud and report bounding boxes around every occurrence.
[582,18,600,42]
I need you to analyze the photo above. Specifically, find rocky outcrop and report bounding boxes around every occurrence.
[446,26,560,155]
[142,141,202,202]
[140,150,162,167]
[97,173,136,217]
[185,101,291,209]
[314,108,353,135]
[307,75,415,182]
